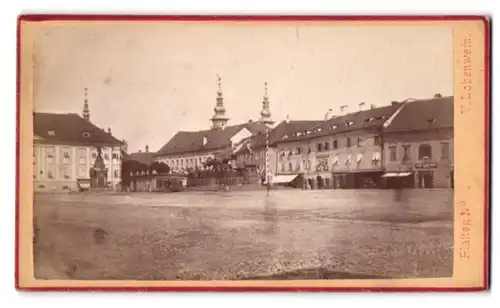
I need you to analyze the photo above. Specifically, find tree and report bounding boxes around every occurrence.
[149,161,170,174]
[120,139,128,156]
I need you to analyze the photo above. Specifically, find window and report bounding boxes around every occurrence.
[112,153,119,160]
[419,144,432,160]
[333,140,338,149]
[46,147,55,158]
[63,167,70,179]
[47,170,53,179]
[114,170,120,178]
[374,136,380,146]
[324,142,330,151]
[104,153,109,160]
[389,146,397,161]
[402,145,411,162]
[296,147,302,155]
[346,137,351,148]
[357,137,362,147]
[78,166,86,178]
[78,148,86,165]
[372,152,381,166]
[441,142,450,159]
[316,143,323,152]
[92,152,97,159]
[288,163,293,172]
[281,163,286,172]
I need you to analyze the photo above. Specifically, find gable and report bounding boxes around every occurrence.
[230,128,252,146]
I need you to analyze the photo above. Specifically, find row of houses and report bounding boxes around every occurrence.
[150,78,453,189]
[232,95,454,189]
[32,79,453,191]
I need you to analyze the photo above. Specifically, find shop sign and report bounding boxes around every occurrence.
[414,163,438,169]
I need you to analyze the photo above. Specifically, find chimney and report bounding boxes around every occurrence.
[340,105,348,114]
[434,93,442,98]
[358,102,366,111]
[370,104,376,109]
[145,144,149,153]
[391,101,399,106]
[108,127,112,135]
[248,119,253,123]
[285,115,291,123]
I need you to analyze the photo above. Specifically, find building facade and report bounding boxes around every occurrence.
[233,120,323,182]
[274,103,403,189]
[34,98,123,191]
[382,96,454,188]
[156,77,269,173]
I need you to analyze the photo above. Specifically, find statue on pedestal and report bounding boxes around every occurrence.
[90,146,108,189]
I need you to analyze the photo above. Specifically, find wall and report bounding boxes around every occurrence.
[275,130,384,181]
[234,147,277,178]
[156,150,215,173]
[384,128,454,188]
[34,143,122,191]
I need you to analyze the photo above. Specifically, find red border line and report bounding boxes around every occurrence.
[18,14,487,22]
[482,17,491,290]
[15,14,491,292]
[19,286,487,292]
[15,15,22,291]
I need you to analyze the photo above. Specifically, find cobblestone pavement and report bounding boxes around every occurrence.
[33,189,453,280]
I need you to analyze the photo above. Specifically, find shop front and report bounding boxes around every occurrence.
[332,171,383,189]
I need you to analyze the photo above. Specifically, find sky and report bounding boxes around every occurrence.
[32,21,453,153]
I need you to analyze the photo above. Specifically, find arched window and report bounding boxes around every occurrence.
[418,144,432,160]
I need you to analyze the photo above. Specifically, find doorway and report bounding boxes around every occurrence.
[417,171,434,188]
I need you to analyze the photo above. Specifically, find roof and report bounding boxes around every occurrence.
[156,122,268,156]
[277,104,403,143]
[383,96,454,133]
[235,120,323,154]
[123,152,156,165]
[34,113,122,146]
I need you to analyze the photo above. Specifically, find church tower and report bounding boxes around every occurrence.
[259,82,274,127]
[83,87,90,121]
[210,75,229,130]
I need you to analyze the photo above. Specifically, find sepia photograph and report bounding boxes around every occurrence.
[16,15,489,291]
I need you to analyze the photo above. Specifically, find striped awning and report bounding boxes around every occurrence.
[382,172,412,178]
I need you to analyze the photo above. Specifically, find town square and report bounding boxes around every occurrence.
[30,22,455,280]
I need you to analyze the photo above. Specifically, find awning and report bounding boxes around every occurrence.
[382,172,412,178]
[272,174,300,184]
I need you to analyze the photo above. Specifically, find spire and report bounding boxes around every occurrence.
[259,81,274,126]
[210,74,229,130]
[83,87,90,121]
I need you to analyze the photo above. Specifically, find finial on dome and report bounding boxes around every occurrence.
[83,87,90,121]
[217,74,222,94]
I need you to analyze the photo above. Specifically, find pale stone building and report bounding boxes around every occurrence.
[33,89,122,191]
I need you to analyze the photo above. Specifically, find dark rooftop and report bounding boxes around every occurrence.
[34,113,122,146]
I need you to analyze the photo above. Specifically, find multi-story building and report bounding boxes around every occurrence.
[382,95,454,188]
[155,78,270,172]
[274,102,404,189]
[34,89,122,191]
